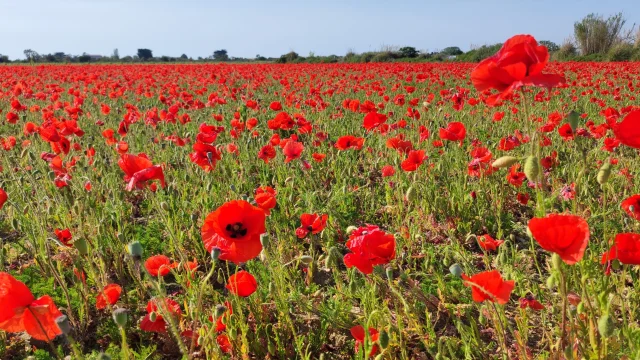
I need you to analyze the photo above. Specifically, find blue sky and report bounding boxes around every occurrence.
[1,0,637,60]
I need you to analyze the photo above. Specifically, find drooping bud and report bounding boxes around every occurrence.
[379,330,390,349]
[524,155,540,183]
[598,314,615,337]
[449,263,463,278]
[74,238,88,256]
[112,308,128,327]
[149,311,157,322]
[299,255,313,265]
[386,267,394,281]
[404,186,417,202]
[597,162,612,185]
[551,253,563,270]
[491,156,519,169]
[127,241,143,260]
[160,202,169,211]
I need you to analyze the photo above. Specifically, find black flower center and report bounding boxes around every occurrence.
[225,222,248,239]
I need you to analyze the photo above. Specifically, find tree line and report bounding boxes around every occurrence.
[2,13,639,65]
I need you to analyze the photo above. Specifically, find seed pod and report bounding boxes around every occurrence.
[112,308,128,327]
[379,329,390,349]
[523,155,540,183]
[55,315,71,335]
[127,241,143,259]
[405,186,417,202]
[149,311,157,322]
[449,263,463,278]
[598,314,615,337]
[597,162,612,185]
[299,255,313,265]
[491,156,519,169]
[74,238,88,256]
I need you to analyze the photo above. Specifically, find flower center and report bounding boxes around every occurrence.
[225,222,248,239]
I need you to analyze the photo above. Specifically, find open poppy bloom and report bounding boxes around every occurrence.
[477,234,503,252]
[401,149,427,172]
[601,233,640,265]
[439,122,466,143]
[144,255,178,277]
[296,213,328,238]
[343,225,396,274]
[118,154,166,191]
[622,195,640,220]
[54,228,73,247]
[0,272,63,341]
[258,144,277,164]
[140,298,181,333]
[471,34,565,105]
[362,112,387,131]
[201,200,266,264]
[96,284,122,310]
[0,188,6,209]
[217,334,232,353]
[254,186,277,215]
[190,142,222,172]
[519,294,545,310]
[613,110,640,149]
[528,214,590,265]
[282,140,304,163]
[350,325,380,357]
[462,270,514,305]
[335,135,364,151]
[226,270,258,297]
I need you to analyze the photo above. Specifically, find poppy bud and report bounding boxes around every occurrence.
[299,255,313,265]
[260,233,269,248]
[611,259,621,271]
[55,315,71,335]
[112,308,128,327]
[215,304,227,319]
[375,355,384,360]
[551,253,563,270]
[491,156,519,169]
[268,341,277,355]
[546,273,558,288]
[217,271,225,284]
[597,162,612,185]
[228,326,237,340]
[567,110,580,133]
[386,267,394,280]
[598,314,615,337]
[449,263,463,278]
[405,186,417,202]
[149,311,157,322]
[379,330,390,349]
[127,241,143,260]
[74,238,88,256]
[524,155,540,183]
[160,202,169,211]
[211,247,221,261]
[324,247,340,268]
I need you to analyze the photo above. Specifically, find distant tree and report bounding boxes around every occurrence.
[23,49,40,62]
[54,52,66,61]
[399,46,419,58]
[574,13,632,55]
[112,48,120,60]
[137,48,153,61]
[539,41,560,52]
[44,54,57,62]
[121,56,133,63]
[78,54,91,63]
[276,51,299,63]
[213,49,229,61]
[180,54,188,60]
[441,46,464,56]
[0,54,9,63]
[255,54,267,61]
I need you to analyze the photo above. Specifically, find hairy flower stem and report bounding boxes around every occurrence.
[491,302,509,360]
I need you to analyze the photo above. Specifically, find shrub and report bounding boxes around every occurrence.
[608,42,635,61]
[371,51,394,63]
[554,41,578,61]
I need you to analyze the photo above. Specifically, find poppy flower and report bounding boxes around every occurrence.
[344,225,396,274]
[506,164,526,187]
[601,233,640,265]
[439,122,466,143]
[54,228,73,247]
[96,284,122,310]
[477,234,503,252]
[350,325,380,357]
[140,298,181,333]
[190,142,222,172]
[622,195,640,220]
[226,270,257,297]
[254,186,277,215]
[470,34,565,105]
[201,200,266,264]
[118,154,166,191]
[0,272,63,341]
[401,150,426,172]
[312,153,326,163]
[528,214,590,265]
[519,294,545,310]
[362,112,388,131]
[282,140,304,163]
[258,144,277,164]
[295,213,328,238]
[144,255,178,277]
[217,334,232,353]
[335,135,364,151]
[462,270,514,305]
[269,101,282,111]
[0,188,7,210]
[614,110,640,149]
[381,165,395,177]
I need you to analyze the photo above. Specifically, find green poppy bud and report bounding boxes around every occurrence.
[160,202,169,211]
[211,247,221,261]
[405,186,417,202]
[55,315,71,335]
[492,156,519,169]
[149,311,157,322]
[379,329,390,349]
[449,263,463,278]
[74,238,88,256]
[524,155,540,183]
[299,255,313,265]
[551,253,563,270]
[112,308,128,327]
[597,162,612,185]
[598,314,615,337]
[386,267,394,281]
[127,241,143,260]
[260,233,269,248]
[567,110,580,132]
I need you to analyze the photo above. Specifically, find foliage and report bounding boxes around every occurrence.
[137,48,153,61]
[213,49,229,61]
[574,12,630,55]
[399,46,419,58]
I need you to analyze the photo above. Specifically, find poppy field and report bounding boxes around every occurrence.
[2,35,640,359]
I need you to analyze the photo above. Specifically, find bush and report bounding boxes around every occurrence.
[371,51,394,63]
[456,43,502,62]
[554,41,578,61]
[360,52,375,63]
[608,43,635,61]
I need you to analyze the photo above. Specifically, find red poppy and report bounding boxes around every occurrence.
[96,284,122,310]
[519,294,545,310]
[190,142,222,172]
[144,255,178,277]
[344,225,396,274]
[462,270,514,305]
[201,200,266,264]
[350,325,380,357]
[614,110,640,149]
[312,153,326,163]
[254,186,277,215]
[622,195,640,220]
[140,298,181,333]
[296,213,328,238]
[477,234,504,252]
[381,165,395,177]
[217,334,232,353]
[362,112,388,131]
[471,35,565,105]
[282,140,304,163]
[0,272,63,341]
[528,214,590,265]
[401,150,427,172]
[506,164,526,187]
[439,122,466,142]
[258,144,277,164]
[226,270,258,297]
[269,101,282,111]
[0,188,6,209]
[601,233,640,265]
[118,154,165,191]
[54,228,73,247]
[335,135,364,151]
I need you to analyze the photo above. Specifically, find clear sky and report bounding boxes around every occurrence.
[1,0,638,60]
